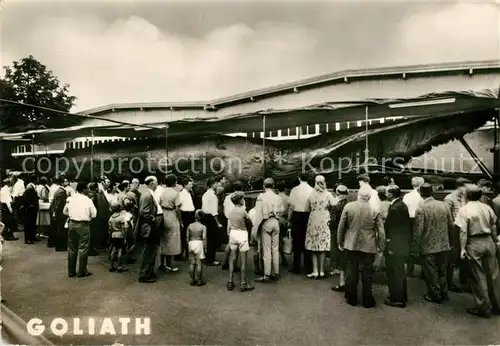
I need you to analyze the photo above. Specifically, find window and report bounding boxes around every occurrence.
[270,130,278,137]
[289,127,297,136]
[300,126,307,135]
[319,123,327,133]
[307,125,316,135]
[254,132,261,139]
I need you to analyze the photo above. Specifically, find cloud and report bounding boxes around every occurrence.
[2,2,499,112]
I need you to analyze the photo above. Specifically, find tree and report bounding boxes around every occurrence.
[0,55,78,132]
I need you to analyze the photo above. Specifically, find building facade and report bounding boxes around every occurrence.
[11,60,500,157]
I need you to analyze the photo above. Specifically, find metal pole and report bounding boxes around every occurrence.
[165,124,169,174]
[31,134,35,174]
[90,129,94,182]
[262,115,266,177]
[364,106,369,172]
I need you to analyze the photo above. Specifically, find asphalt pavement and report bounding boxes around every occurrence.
[2,232,500,345]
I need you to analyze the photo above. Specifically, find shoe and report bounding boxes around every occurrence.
[116,268,129,273]
[197,280,206,287]
[270,274,280,282]
[158,265,167,271]
[345,299,357,307]
[138,277,156,283]
[332,285,345,292]
[227,282,235,291]
[77,272,92,278]
[68,273,76,278]
[206,261,220,267]
[330,269,341,276]
[306,273,319,280]
[190,280,198,286]
[240,282,255,292]
[363,300,376,309]
[109,267,117,272]
[423,295,442,304]
[449,285,463,293]
[255,276,273,283]
[319,272,326,279]
[467,308,490,318]
[165,267,179,273]
[384,297,405,308]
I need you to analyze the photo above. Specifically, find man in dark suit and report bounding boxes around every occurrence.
[51,176,69,251]
[22,176,39,244]
[137,176,163,283]
[414,183,454,304]
[384,185,412,308]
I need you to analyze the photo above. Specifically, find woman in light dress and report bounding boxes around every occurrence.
[36,177,51,238]
[305,175,337,279]
[159,174,182,272]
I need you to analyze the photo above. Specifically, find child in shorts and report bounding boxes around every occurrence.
[227,192,255,292]
[108,201,128,273]
[187,210,207,286]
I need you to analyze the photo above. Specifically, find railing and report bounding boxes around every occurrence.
[1,303,53,345]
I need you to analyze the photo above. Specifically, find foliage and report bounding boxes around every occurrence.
[0,55,77,132]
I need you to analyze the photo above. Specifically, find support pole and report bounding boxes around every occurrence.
[459,137,493,180]
[262,115,266,177]
[165,124,169,174]
[495,112,500,179]
[90,129,94,182]
[364,106,369,173]
[31,134,35,174]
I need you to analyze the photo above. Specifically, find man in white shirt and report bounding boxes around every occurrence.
[48,178,59,203]
[64,182,97,278]
[202,178,222,266]
[287,173,313,274]
[0,179,17,241]
[177,177,196,260]
[402,176,425,277]
[357,174,380,214]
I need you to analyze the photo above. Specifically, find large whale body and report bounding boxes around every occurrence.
[17,110,493,187]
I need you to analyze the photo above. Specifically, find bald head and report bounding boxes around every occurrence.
[411,177,424,189]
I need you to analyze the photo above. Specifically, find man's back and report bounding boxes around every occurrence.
[339,200,382,254]
[414,198,452,254]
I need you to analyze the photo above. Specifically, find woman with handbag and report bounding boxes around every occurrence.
[36,177,51,240]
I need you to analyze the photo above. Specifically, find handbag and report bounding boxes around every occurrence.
[282,228,293,255]
[39,201,51,210]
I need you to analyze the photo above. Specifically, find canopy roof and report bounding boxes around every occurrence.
[1,88,499,145]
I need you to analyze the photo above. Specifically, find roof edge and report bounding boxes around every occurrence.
[79,59,500,115]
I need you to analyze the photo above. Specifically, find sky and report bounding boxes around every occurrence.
[2,0,499,112]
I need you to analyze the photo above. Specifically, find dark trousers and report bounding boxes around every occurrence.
[422,251,449,301]
[67,221,91,276]
[23,210,37,243]
[204,214,220,263]
[54,216,68,251]
[330,224,345,271]
[291,212,312,273]
[1,204,16,239]
[448,226,467,288]
[180,211,195,257]
[139,236,159,280]
[345,251,376,306]
[466,236,500,315]
[386,253,408,303]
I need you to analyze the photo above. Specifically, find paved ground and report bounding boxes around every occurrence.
[2,232,500,345]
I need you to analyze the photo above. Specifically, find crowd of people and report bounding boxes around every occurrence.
[1,170,500,318]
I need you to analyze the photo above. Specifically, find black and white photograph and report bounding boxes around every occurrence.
[1,0,500,344]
